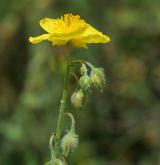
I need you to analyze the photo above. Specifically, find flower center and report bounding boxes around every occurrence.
[63,14,83,26]
[54,14,86,34]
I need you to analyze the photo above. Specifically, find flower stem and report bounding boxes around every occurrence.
[55,57,71,155]
[49,133,56,164]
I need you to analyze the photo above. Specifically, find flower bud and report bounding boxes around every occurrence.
[90,68,105,91]
[79,75,91,91]
[44,159,66,165]
[71,89,84,108]
[61,113,78,157]
[80,63,87,75]
[61,132,78,157]
[53,159,65,165]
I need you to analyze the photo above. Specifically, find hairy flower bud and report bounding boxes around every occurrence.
[90,68,105,91]
[61,132,78,157]
[71,89,84,108]
[80,63,88,75]
[79,75,91,91]
[53,159,65,165]
[44,159,66,165]
[61,113,78,157]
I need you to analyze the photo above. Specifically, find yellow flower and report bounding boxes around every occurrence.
[29,13,110,48]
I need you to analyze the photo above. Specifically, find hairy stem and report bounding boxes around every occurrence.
[55,57,71,155]
[49,133,56,164]
[54,57,88,155]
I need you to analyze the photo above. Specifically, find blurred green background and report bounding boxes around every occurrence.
[0,0,160,165]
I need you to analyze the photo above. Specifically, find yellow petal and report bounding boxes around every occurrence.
[29,34,50,44]
[71,39,87,48]
[79,24,110,44]
[51,39,68,46]
[40,17,87,40]
[40,18,56,33]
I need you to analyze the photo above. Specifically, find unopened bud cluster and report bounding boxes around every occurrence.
[46,114,78,165]
[46,62,106,165]
[71,63,106,109]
